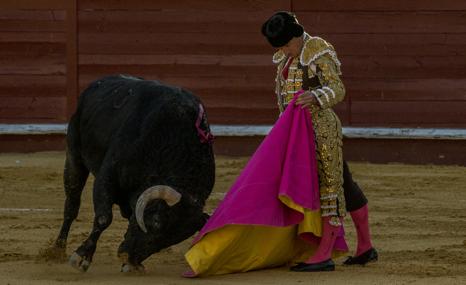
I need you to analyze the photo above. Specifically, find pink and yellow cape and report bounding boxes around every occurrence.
[185,96,348,276]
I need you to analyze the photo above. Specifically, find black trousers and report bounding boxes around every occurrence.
[343,160,368,212]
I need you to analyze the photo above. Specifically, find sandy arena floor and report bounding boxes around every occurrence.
[0,152,465,285]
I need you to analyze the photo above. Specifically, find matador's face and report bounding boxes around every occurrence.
[278,36,304,58]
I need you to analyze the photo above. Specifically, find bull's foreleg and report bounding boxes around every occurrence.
[70,171,115,272]
[117,230,146,273]
[116,218,148,274]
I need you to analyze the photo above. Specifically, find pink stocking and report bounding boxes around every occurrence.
[305,216,341,264]
[350,204,373,256]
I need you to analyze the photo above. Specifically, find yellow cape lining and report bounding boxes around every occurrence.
[185,196,346,276]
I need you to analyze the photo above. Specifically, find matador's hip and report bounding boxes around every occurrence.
[308,106,346,220]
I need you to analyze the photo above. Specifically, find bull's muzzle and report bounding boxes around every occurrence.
[135,185,182,233]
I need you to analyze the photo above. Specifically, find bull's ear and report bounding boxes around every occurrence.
[135,185,181,233]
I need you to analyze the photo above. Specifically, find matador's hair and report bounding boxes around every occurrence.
[261,11,304,47]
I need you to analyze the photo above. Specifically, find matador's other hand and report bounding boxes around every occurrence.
[295,91,318,108]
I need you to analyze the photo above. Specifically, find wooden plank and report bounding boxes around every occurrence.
[78,74,272,92]
[338,55,466,79]
[78,43,268,56]
[0,86,66,98]
[78,32,264,45]
[67,90,348,126]
[77,10,276,34]
[0,54,65,75]
[292,0,466,11]
[346,79,466,101]
[78,10,279,24]
[76,73,350,123]
[0,1,67,10]
[0,32,66,43]
[0,42,65,56]
[351,101,466,127]
[0,19,65,32]
[66,0,78,120]
[0,75,65,87]
[319,33,466,57]
[0,75,66,98]
[0,97,67,123]
[204,107,276,124]
[77,32,466,56]
[0,134,65,152]
[78,64,275,79]
[342,55,466,71]
[189,89,276,109]
[0,10,65,20]
[78,33,466,57]
[75,79,276,106]
[75,74,276,100]
[296,11,466,34]
[203,97,348,124]
[203,92,349,117]
[77,54,464,81]
[78,32,268,55]
[79,54,270,66]
[79,0,290,11]
[77,72,276,97]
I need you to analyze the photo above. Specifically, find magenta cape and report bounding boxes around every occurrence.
[192,96,346,250]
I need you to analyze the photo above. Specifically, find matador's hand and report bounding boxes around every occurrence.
[295,90,318,108]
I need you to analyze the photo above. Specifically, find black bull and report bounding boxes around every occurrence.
[51,75,215,272]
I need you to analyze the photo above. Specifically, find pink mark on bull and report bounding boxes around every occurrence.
[195,104,214,144]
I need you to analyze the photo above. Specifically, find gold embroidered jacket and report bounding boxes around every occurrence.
[273,33,346,220]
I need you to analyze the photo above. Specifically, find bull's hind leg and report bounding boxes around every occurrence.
[57,153,89,246]
[70,165,115,272]
[47,151,89,261]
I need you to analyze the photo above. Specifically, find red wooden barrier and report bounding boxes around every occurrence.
[0,1,465,160]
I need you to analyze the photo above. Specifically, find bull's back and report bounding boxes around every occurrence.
[69,75,200,173]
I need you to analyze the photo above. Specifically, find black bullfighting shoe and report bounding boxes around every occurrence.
[343,247,378,265]
[290,259,335,272]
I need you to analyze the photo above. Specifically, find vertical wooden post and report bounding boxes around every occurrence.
[65,0,78,121]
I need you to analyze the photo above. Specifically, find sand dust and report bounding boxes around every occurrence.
[0,151,465,284]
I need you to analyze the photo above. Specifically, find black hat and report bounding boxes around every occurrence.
[261,11,304,47]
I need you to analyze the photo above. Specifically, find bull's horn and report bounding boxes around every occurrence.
[135,185,182,233]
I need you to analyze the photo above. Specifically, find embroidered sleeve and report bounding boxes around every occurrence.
[275,60,286,114]
[310,54,345,109]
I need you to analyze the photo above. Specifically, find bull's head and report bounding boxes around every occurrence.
[135,185,182,233]
[119,185,206,272]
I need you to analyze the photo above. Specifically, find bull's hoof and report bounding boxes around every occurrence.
[69,252,91,272]
[121,263,146,273]
[118,252,145,274]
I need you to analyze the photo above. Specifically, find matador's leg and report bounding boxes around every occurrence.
[294,110,345,271]
[342,161,378,265]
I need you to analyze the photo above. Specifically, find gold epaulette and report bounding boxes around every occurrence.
[299,36,341,74]
[272,50,286,64]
